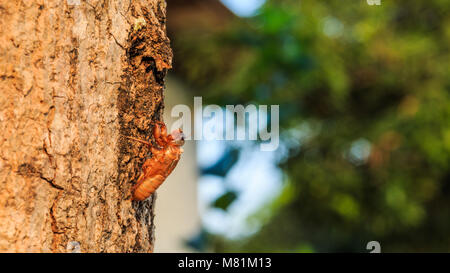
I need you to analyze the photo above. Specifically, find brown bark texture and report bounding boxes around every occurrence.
[0,0,172,252]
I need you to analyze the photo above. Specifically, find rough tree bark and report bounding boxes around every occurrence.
[0,0,172,252]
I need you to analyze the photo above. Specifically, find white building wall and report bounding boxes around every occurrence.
[153,75,200,252]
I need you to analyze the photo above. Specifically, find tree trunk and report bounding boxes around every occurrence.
[0,0,172,252]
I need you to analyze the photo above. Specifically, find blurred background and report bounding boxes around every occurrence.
[153,0,450,252]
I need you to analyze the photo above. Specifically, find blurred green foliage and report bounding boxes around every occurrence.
[172,0,450,252]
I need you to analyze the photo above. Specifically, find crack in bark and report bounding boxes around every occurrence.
[39,175,64,191]
[50,191,64,252]
[110,32,125,50]
[16,162,63,191]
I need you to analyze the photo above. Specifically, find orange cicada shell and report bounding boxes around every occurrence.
[127,121,185,201]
